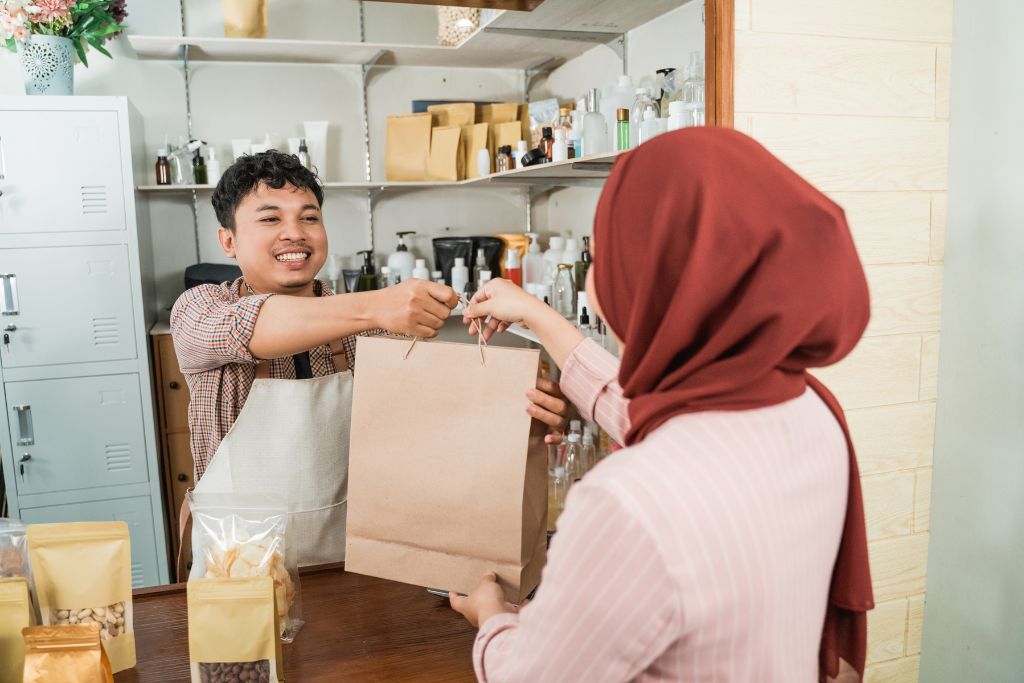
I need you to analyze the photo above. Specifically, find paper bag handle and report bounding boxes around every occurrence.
[403,294,488,365]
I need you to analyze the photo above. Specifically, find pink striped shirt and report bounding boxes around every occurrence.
[473,338,849,682]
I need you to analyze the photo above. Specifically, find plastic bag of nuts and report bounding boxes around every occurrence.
[189,493,303,643]
[0,518,30,579]
[437,6,479,46]
[188,576,282,683]
[26,521,137,673]
[53,602,127,640]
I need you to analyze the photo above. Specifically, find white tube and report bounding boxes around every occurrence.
[303,121,329,177]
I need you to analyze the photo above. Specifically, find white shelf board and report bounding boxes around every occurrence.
[136,151,624,193]
[126,0,687,70]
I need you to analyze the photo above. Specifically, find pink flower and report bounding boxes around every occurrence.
[32,0,74,24]
[12,21,27,40]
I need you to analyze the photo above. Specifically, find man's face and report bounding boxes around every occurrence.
[217,182,328,294]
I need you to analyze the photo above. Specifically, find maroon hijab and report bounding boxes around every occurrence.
[592,128,874,679]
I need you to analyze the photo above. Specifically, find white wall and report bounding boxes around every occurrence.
[919,1,1024,680]
[0,1,703,314]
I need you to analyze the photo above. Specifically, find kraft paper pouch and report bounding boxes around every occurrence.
[518,104,532,147]
[1,518,39,624]
[427,126,464,182]
[222,0,268,39]
[480,103,521,169]
[495,121,524,155]
[462,122,490,179]
[427,102,476,129]
[385,113,432,181]
[27,522,136,673]
[1,578,32,682]
[188,576,283,683]
[22,624,114,683]
[346,336,548,603]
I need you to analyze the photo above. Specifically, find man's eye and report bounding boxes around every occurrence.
[303,215,320,222]
[260,217,279,223]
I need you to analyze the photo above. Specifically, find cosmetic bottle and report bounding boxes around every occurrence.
[451,257,470,297]
[387,231,417,283]
[523,234,545,289]
[192,148,208,185]
[575,235,591,291]
[616,109,631,151]
[356,250,378,292]
[206,148,222,185]
[412,259,431,281]
[155,149,171,186]
[504,248,522,287]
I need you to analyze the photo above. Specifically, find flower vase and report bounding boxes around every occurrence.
[17,35,74,96]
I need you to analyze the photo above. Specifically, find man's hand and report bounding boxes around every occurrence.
[450,573,524,628]
[528,377,570,444]
[371,280,459,338]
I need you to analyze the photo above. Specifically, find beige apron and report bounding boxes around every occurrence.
[179,342,352,575]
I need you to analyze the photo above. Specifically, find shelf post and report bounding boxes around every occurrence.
[361,49,387,254]
[177,0,201,264]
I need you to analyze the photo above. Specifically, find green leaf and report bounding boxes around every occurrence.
[4,38,16,53]
[85,35,112,59]
[73,38,89,67]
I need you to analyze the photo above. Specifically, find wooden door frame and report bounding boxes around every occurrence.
[705,0,734,128]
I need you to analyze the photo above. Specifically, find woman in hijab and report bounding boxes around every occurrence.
[451,128,874,682]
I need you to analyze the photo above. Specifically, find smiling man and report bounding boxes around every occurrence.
[170,151,568,573]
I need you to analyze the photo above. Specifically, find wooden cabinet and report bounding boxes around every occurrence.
[150,329,193,564]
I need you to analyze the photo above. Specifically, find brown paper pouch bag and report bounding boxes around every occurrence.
[1,578,31,682]
[346,336,548,603]
[495,121,524,155]
[27,522,135,673]
[462,122,490,179]
[385,113,432,181]
[480,103,521,170]
[222,0,268,39]
[188,577,283,683]
[427,102,476,129]
[518,104,532,147]
[22,624,113,683]
[427,126,463,182]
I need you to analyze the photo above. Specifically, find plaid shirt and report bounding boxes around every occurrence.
[170,277,383,480]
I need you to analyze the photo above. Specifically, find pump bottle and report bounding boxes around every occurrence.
[387,231,417,283]
[356,250,378,292]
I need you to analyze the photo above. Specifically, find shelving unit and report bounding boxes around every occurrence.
[139,0,690,259]
[136,151,624,193]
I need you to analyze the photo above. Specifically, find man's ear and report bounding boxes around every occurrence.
[217,227,237,258]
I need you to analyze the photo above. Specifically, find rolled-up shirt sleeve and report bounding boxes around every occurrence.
[559,338,630,445]
[170,284,272,374]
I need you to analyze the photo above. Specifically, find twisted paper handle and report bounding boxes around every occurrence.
[403,294,487,365]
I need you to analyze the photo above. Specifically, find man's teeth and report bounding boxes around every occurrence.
[276,252,309,262]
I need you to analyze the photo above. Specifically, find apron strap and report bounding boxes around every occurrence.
[253,339,348,379]
[176,496,193,582]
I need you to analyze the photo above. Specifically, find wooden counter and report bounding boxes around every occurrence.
[116,565,477,682]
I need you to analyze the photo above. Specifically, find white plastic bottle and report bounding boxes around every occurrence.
[543,236,565,285]
[561,237,581,265]
[600,75,634,153]
[522,234,545,289]
[630,87,661,148]
[582,88,609,157]
[412,258,430,281]
[552,128,568,162]
[386,231,417,283]
[667,101,687,131]
[206,148,222,185]
[431,270,445,285]
[639,109,661,144]
[451,257,470,297]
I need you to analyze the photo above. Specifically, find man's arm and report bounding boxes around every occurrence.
[249,279,458,359]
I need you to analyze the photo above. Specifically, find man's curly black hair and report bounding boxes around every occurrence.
[212,150,324,231]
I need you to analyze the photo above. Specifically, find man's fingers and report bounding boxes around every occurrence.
[528,404,567,429]
[526,387,568,416]
[426,282,460,308]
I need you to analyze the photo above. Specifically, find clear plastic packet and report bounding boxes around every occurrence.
[0,518,30,579]
[188,493,304,642]
[528,98,560,148]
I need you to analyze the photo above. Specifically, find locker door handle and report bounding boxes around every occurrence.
[12,405,34,445]
[0,274,19,316]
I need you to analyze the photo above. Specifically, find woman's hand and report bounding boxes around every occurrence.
[450,573,525,628]
[463,278,546,342]
[530,377,570,444]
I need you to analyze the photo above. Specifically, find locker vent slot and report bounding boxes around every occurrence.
[93,317,119,347]
[81,185,108,215]
[105,443,132,472]
[131,563,145,588]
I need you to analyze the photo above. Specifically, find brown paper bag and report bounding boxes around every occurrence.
[385,113,433,182]
[22,624,113,683]
[427,102,476,129]
[462,122,490,179]
[518,104,532,147]
[495,121,524,154]
[1,578,31,682]
[27,522,136,674]
[188,576,283,683]
[346,336,548,602]
[427,126,464,182]
[480,103,521,172]
[222,0,268,39]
